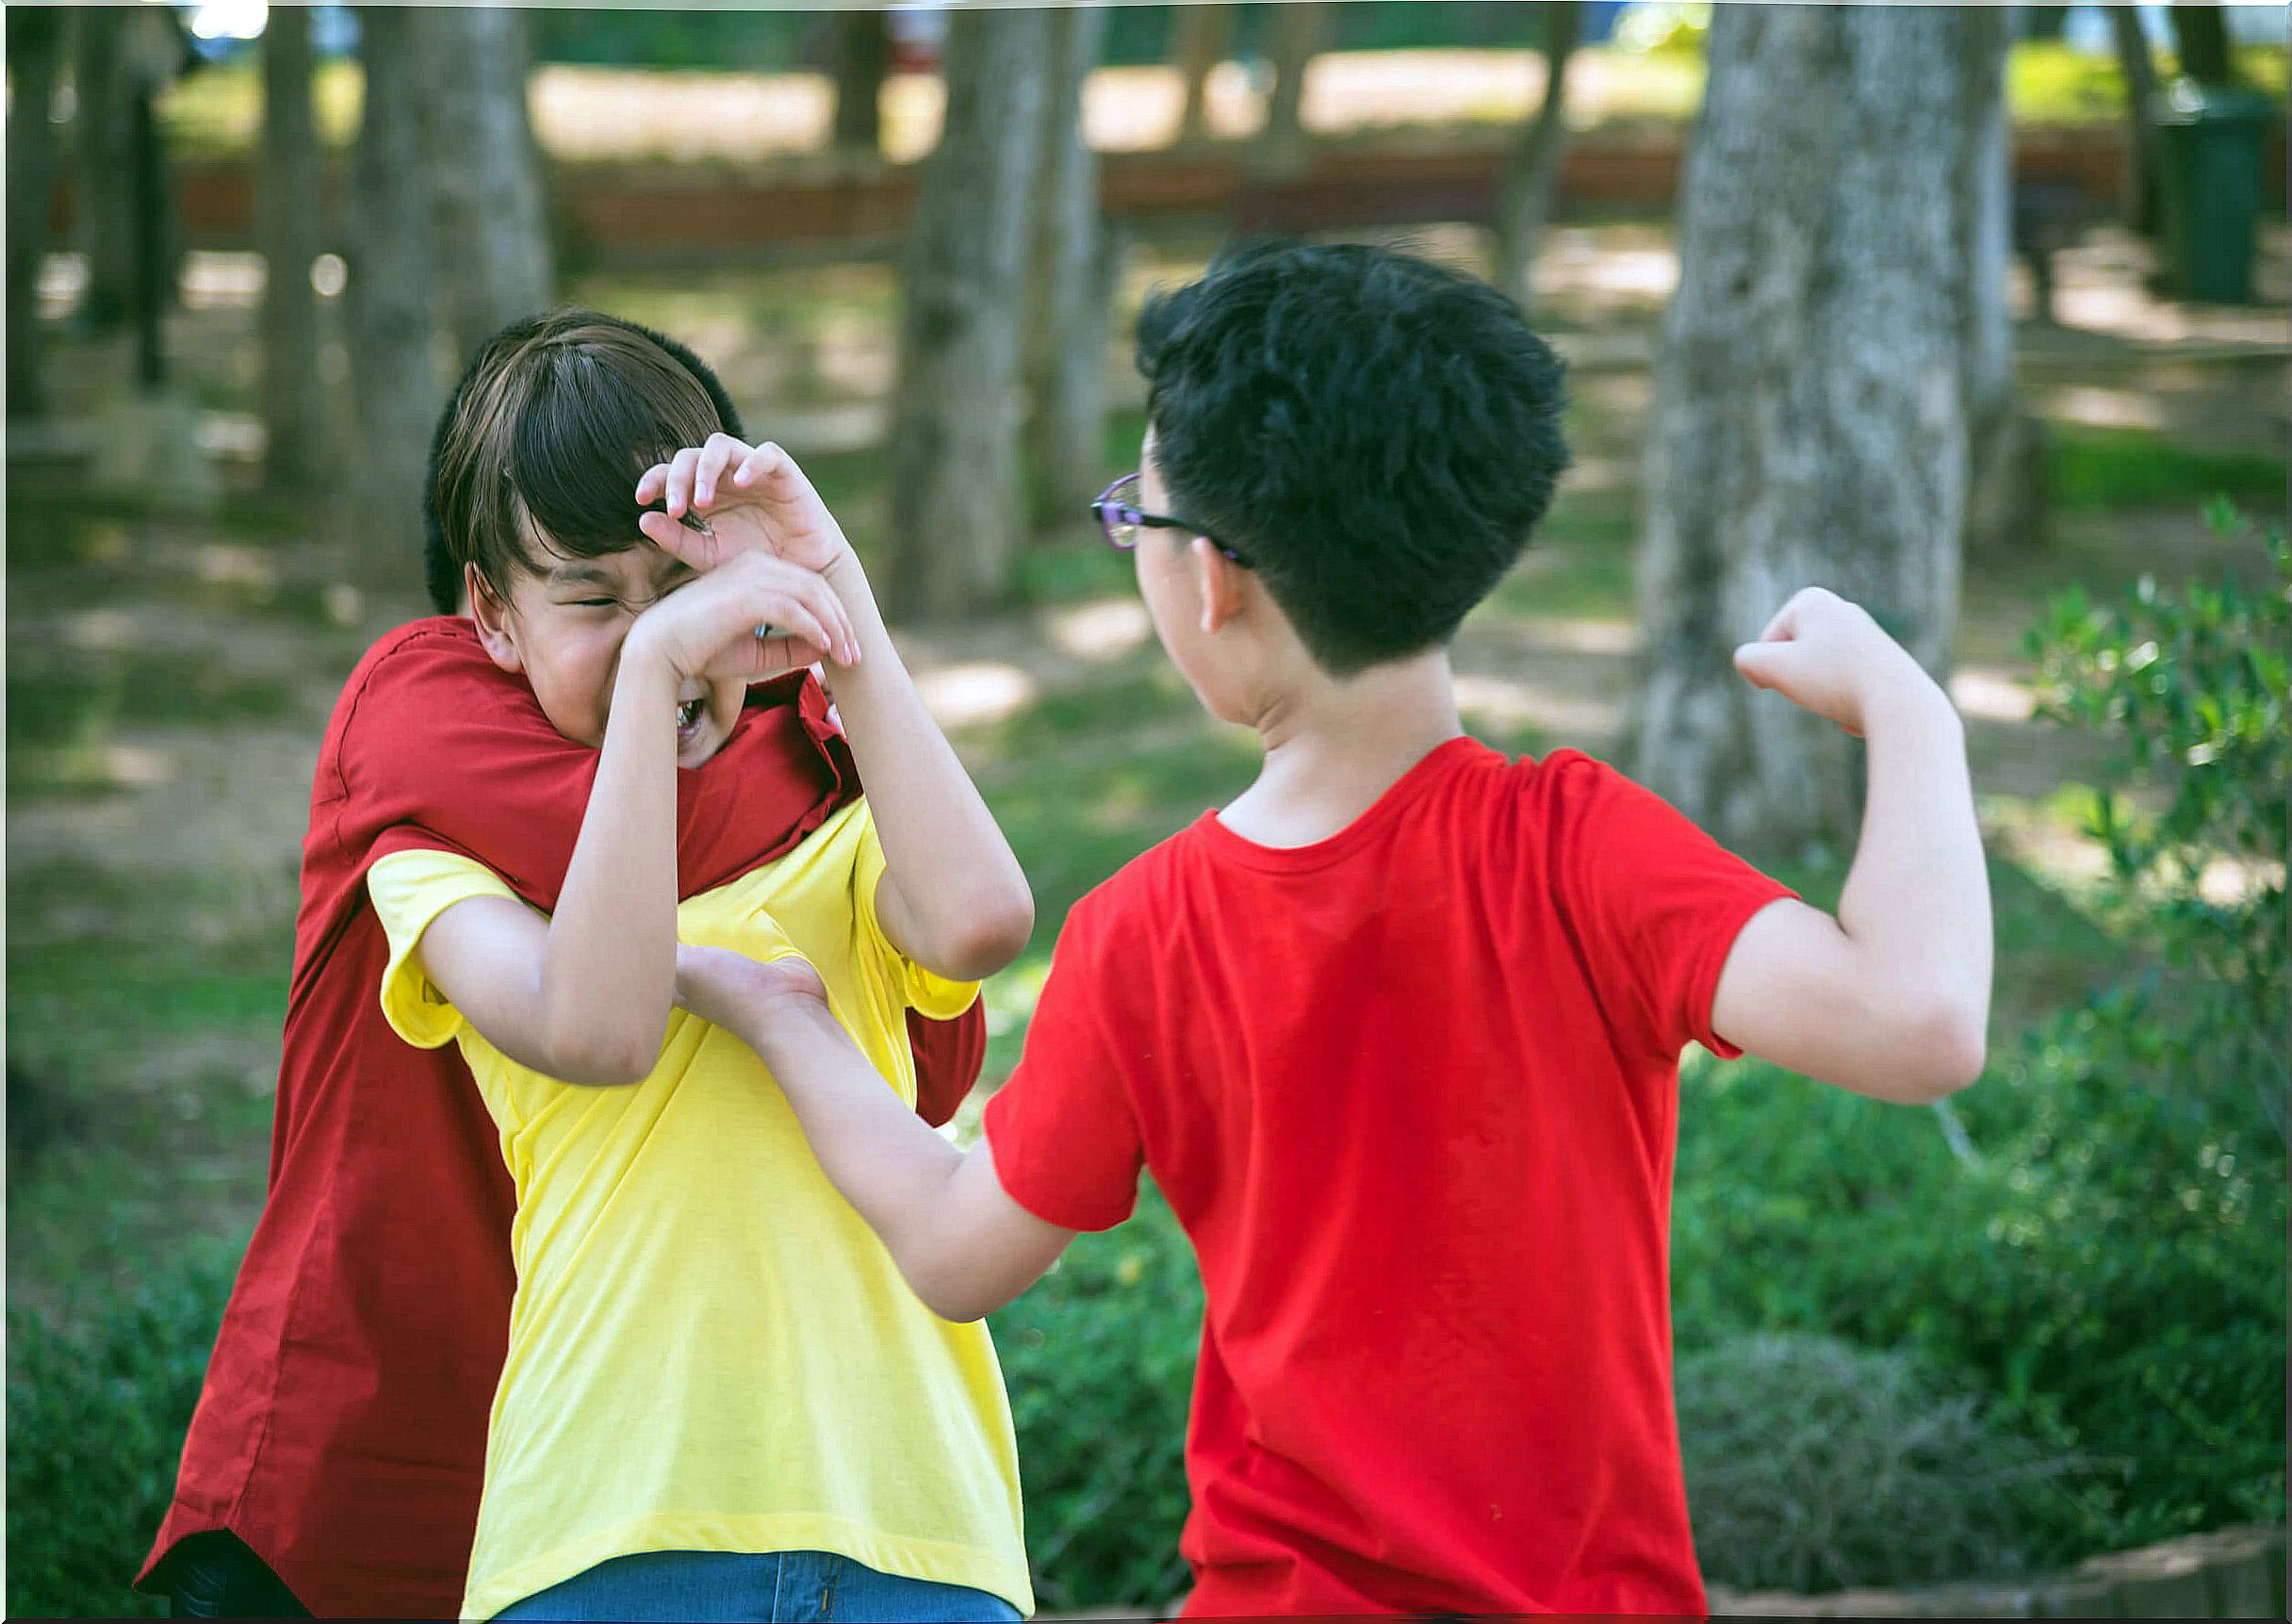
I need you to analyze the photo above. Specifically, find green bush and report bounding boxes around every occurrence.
[2024,504,2288,1142]
[1679,1334,2074,1592]
[7,1241,241,1619]
[1673,507,2288,1577]
[990,1182,1201,1614]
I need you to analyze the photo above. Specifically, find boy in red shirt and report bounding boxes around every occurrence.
[672,241,1993,1616]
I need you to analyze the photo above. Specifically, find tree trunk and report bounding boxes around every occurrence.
[1493,1,1584,309]
[417,8,553,358]
[829,9,890,156]
[1252,1,1323,179]
[7,8,66,418]
[1025,4,1110,534]
[1172,3,1236,145]
[258,4,328,488]
[70,8,139,331]
[1629,5,2006,858]
[2167,5,2237,86]
[884,7,1052,622]
[1962,8,2040,556]
[2108,6,2165,236]
[345,8,443,573]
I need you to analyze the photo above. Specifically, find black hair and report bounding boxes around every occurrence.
[420,310,746,615]
[1135,240,1570,676]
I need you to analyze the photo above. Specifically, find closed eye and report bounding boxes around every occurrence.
[569,598,620,610]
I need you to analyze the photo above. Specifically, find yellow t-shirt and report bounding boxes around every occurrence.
[367,799,1033,1620]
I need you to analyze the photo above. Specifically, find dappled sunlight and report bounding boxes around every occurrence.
[193,542,280,591]
[914,661,1039,730]
[1046,598,1153,663]
[1453,671,1616,746]
[1948,666,2038,724]
[2045,383,2175,435]
[94,741,177,790]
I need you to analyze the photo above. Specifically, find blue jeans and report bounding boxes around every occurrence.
[492,1549,1024,1623]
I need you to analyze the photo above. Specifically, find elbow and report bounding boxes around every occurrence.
[930,894,1036,983]
[542,1010,670,1088]
[900,1249,1017,1325]
[918,1288,991,1325]
[1890,1000,1988,1103]
[912,1277,1010,1325]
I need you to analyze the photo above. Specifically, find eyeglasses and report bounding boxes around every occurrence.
[1089,474,1248,566]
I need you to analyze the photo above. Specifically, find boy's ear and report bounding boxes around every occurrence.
[1191,535,1246,637]
[466,564,524,674]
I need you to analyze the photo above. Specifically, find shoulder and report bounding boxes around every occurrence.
[1064,823,1203,943]
[1477,744,1646,835]
[367,846,515,914]
[326,616,499,761]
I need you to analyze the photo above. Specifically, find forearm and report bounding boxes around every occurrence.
[733,994,985,1304]
[1836,679,1992,1065]
[820,550,1032,976]
[538,652,680,1076]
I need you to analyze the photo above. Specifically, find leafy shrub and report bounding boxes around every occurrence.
[2024,503,2288,1141]
[1673,507,2288,1579]
[990,1181,1201,1614]
[1678,1333,2073,1592]
[7,1242,240,1619]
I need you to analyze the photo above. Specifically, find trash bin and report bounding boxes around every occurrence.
[2153,79,2277,304]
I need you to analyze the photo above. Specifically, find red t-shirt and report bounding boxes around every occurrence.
[985,737,1793,1617]
[140,619,984,1619]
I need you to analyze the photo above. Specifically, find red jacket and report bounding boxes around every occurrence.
[139,619,985,1618]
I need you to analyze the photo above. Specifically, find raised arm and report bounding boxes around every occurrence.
[413,553,859,1085]
[1709,589,1992,1104]
[675,943,1072,1321]
[640,436,1034,981]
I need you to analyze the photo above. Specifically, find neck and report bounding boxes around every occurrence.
[1220,648,1465,848]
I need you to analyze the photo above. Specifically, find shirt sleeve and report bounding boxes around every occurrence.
[982,894,1146,1233]
[366,848,525,1049]
[852,810,983,1023]
[1547,753,1797,1061]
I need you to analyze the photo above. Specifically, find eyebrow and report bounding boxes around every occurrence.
[545,556,696,591]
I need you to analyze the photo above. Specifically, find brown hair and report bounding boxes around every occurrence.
[426,309,729,609]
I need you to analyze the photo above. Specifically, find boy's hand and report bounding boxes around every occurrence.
[635,435,853,579]
[625,550,861,683]
[1731,587,1939,738]
[675,941,830,1032]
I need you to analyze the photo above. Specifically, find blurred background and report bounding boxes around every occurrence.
[4,2,2286,1616]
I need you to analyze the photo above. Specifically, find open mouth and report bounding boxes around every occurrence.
[676,697,703,734]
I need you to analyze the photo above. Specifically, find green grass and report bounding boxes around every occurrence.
[2049,425,2290,515]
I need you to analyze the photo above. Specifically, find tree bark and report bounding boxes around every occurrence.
[258,4,328,488]
[1629,5,2006,858]
[345,8,444,572]
[2167,5,2237,86]
[1172,3,1236,145]
[884,7,1052,622]
[2108,6,2165,236]
[1025,4,1111,534]
[1252,1,1324,179]
[1962,8,2040,556]
[417,8,553,358]
[7,8,66,418]
[828,8,891,156]
[70,8,139,331]
[1493,1,1584,310]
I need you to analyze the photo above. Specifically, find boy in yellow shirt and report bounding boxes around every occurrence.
[366,314,1037,1621]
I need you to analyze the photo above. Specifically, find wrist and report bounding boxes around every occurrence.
[1859,660,1961,740]
[821,548,883,648]
[616,621,684,691]
[745,986,838,1060]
